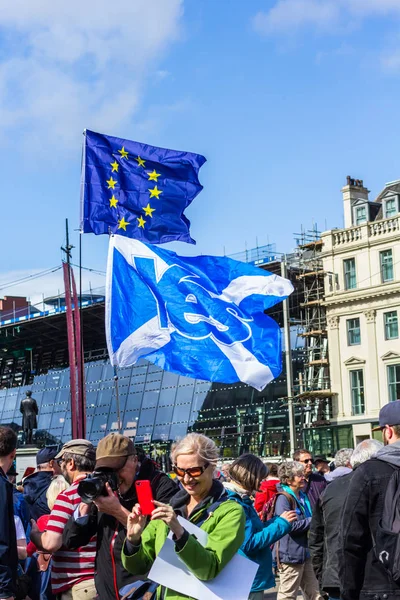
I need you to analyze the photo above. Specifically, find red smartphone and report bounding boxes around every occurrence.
[135,480,155,515]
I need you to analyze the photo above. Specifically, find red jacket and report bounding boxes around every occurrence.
[254,478,279,513]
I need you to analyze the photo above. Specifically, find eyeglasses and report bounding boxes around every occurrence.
[56,458,65,466]
[301,459,313,464]
[173,463,210,478]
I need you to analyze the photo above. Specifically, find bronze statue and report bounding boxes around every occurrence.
[20,391,39,445]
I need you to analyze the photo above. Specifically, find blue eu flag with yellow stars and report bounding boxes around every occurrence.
[81,129,206,244]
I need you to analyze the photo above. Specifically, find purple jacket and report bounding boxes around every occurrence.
[304,472,327,510]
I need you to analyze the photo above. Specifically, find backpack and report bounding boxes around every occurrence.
[261,490,296,522]
[375,466,400,583]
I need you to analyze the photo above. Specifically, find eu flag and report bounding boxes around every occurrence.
[81,129,206,244]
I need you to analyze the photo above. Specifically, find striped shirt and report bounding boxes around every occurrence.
[46,476,96,594]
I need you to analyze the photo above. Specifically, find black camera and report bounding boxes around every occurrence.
[78,468,119,504]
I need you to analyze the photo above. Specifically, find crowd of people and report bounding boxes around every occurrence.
[0,399,399,600]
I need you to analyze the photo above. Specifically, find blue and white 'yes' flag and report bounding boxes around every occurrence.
[106,236,294,391]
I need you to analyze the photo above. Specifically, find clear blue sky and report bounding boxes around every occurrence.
[1,0,400,302]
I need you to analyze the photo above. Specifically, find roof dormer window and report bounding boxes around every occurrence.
[355,205,367,225]
[385,196,398,218]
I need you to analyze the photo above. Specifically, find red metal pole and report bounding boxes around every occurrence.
[63,262,78,439]
[71,268,86,439]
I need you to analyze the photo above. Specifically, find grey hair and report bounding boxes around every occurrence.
[350,439,383,469]
[278,461,305,485]
[170,433,219,466]
[334,448,353,468]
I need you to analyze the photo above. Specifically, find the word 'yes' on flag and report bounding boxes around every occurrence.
[106,236,294,391]
[81,129,206,245]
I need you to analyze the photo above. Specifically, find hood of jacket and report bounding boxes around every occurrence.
[375,439,400,467]
[23,470,53,505]
[324,466,352,482]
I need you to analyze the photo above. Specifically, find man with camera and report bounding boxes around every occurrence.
[30,439,97,600]
[62,433,178,600]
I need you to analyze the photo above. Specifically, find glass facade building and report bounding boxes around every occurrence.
[0,350,305,463]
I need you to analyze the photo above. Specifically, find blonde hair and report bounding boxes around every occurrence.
[170,433,219,466]
[46,475,69,510]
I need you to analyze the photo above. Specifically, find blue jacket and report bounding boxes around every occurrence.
[13,488,30,535]
[23,470,52,521]
[226,490,291,592]
[274,489,312,564]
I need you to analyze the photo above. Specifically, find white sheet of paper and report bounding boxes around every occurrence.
[148,517,258,600]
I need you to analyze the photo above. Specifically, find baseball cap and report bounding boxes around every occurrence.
[7,466,17,476]
[36,446,59,466]
[96,433,135,470]
[55,439,95,461]
[372,400,400,431]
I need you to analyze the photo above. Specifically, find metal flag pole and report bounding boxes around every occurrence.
[113,366,122,433]
[281,257,296,457]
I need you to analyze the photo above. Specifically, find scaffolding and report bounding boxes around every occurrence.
[294,226,334,427]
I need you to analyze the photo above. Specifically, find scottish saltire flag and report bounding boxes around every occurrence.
[81,129,206,244]
[106,236,294,391]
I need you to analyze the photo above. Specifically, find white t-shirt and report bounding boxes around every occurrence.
[14,515,25,540]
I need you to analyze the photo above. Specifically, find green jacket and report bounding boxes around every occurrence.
[121,489,245,600]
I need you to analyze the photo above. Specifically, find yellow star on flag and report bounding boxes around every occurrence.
[109,195,118,208]
[106,177,117,189]
[147,169,161,182]
[117,217,129,231]
[135,156,146,167]
[143,203,155,218]
[137,215,146,228]
[148,185,163,199]
[118,147,129,159]
[110,161,119,172]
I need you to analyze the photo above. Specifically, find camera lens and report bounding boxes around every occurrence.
[78,474,107,504]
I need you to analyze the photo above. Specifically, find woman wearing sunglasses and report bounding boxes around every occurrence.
[224,454,298,600]
[274,462,323,600]
[122,433,245,600]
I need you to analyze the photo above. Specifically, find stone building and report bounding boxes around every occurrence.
[321,176,400,445]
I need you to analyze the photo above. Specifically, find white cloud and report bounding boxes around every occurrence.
[252,0,400,36]
[253,0,340,35]
[0,0,183,151]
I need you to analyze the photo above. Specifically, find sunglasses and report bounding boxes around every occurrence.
[302,459,313,464]
[173,463,210,478]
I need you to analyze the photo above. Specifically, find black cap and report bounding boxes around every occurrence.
[372,400,400,431]
[314,455,329,464]
[36,446,58,466]
[7,466,17,476]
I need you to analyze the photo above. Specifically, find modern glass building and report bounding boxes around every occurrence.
[0,348,305,467]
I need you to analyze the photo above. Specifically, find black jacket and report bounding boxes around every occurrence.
[23,470,53,521]
[0,467,17,598]
[309,470,352,595]
[339,451,400,600]
[62,458,178,600]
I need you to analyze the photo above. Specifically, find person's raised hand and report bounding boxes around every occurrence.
[94,482,121,516]
[151,501,185,540]
[126,504,146,544]
[280,510,298,523]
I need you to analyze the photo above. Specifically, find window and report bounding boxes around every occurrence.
[385,197,398,218]
[347,318,361,345]
[350,370,365,415]
[380,249,394,283]
[344,258,357,290]
[384,311,398,340]
[388,364,400,402]
[355,205,367,225]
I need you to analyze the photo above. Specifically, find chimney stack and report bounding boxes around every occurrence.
[341,175,369,228]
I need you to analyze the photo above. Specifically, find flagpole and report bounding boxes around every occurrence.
[281,257,296,457]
